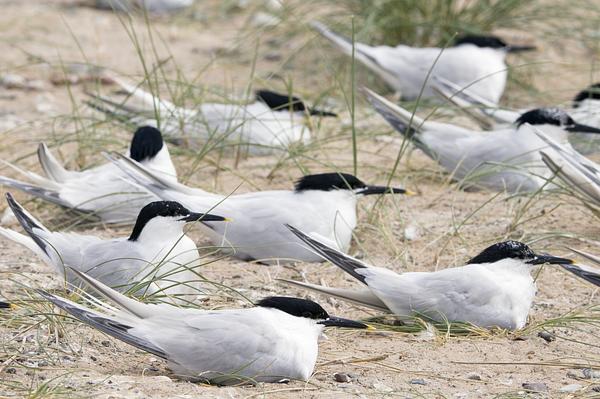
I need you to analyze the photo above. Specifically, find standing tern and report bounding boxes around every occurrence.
[364,88,600,192]
[282,225,574,330]
[311,21,535,104]
[0,126,176,224]
[0,194,228,303]
[38,267,370,384]
[87,76,337,155]
[106,152,410,264]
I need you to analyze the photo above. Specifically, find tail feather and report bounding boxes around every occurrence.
[37,289,167,359]
[66,267,158,319]
[37,143,70,183]
[278,279,389,311]
[285,224,369,285]
[0,176,70,208]
[5,192,52,257]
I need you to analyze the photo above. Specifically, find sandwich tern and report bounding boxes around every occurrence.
[364,88,600,192]
[0,194,227,302]
[107,152,410,264]
[0,126,176,224]
[87,76,336,155]
[282,225,574,330]
[38,267,370,384]
[311,21,535,104]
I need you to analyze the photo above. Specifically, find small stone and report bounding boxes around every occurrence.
[101,340,110,347]
[566,371,579,379]
[583,368,600,379]
[409,378,427,385]
[560,384,581,393]
[537,331,555,343]
[1,74,27,89]
[522,382,548,392]
[151,376,172,383]
[334,373,351,383]
[5,367,16,374]
[466,372,482,381]
[37,361,48,367]
[592,385,600,392]
[403,225,420,241]
[90,356,97,361]
[372,382,393,392]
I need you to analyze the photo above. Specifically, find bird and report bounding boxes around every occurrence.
[281,224,575,330]
[0,126,177,224]
[94,0,194,13]
[363,87,600,193]
[105,152,410,264]
[0,193,228,303]
[311,21,535,104]
[87,76,337,155]
[38,267,370,385]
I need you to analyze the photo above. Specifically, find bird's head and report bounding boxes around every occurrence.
[294,172,411,198]
[453,34,535,53]
[515,108,600,136]
[128,126,165,163]
[128,201,229,241]
[572,83,600,108]
[256,89,337,117]
[467,240,573,266]
[256,296,372,330]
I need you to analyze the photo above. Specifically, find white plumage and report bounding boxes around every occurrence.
[38,268,369,384]
[0,195,227,303]
[364,88,600,193]
[0,126,177,224]
[282,225,574,330]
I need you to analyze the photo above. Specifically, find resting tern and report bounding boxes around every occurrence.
[106,152,409,264]
[0,126,176,224]
[364,87,600,192]
[39,267,369,384]
[282,225,574,330]
[311,21,535,104]
[87,76,336,155]
[0,194,227,302]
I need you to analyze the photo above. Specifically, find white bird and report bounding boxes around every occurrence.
[311,22,535,105]
[94,0,194,13]
[87,76,336,155]
[363,87,600,193]
[106,152,410,264]
[282,225,574,330]
[0,126,176,224]
[38,267,370,384]
[0,194,228,303]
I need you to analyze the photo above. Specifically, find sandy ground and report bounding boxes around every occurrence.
[2,1,600,398]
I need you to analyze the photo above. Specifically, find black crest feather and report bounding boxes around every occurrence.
[515,108,574,127]
[573,83,600,107]
[294,173,366,192]
[256,296,329,320]
[467,241,535,264]
[130,126,164,162]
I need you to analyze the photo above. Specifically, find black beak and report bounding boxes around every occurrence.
[527,254,574,265]
[0,301,14,309]
[318,316,373,330]
[180,212,230,223]
[357,186,413,196]
[308,108,338,118]
[507,45,536,53]
[565,123,600,134]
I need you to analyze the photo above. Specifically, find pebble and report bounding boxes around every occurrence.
[560,384,581,393]
[537,331,555,343]
[522,382,548,392]
[583,368,600,379]
[101,340,111,347]
[403,225,420,241]
[466,372,482,381]
[372,382,393,392]
[334,373,351,383]
[150,375,172,383]
[409,378,427,385]
[5,367,16,374]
